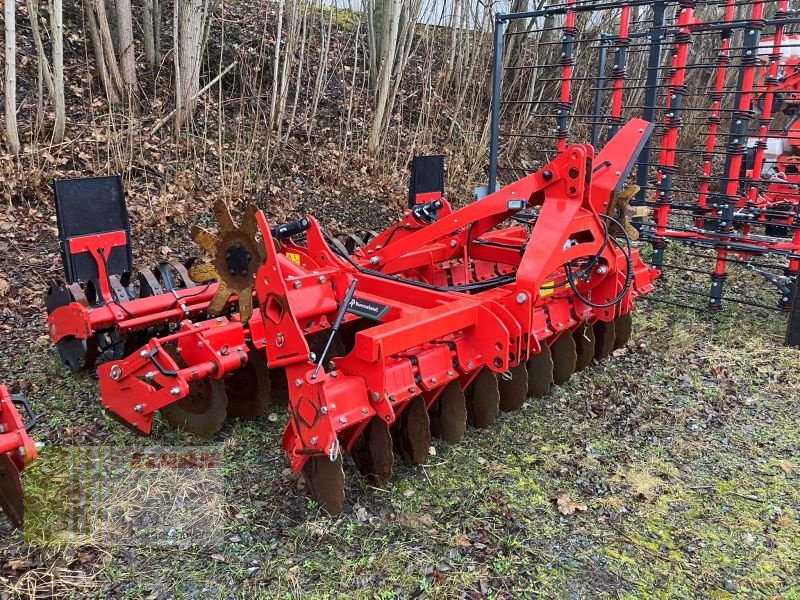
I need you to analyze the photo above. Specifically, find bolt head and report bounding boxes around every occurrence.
[134,404,144,413]
[311,437,318,445]
[309,353,317,362]
[430,377,437,384]
[321,406,328,415]
[110,365,122,380]
[293,280,302,289]
[516,292,527,304]
[447,370,455,377]
[318,275,327,283]
[294,378,303,387]
[170,386,181,396]
[339,417,347,424]
[467,361,474,369]
[139,350,148,358]
[370,256,380,265]
[371,392,380,401]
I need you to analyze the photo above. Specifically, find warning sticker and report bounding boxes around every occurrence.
[286,252,302,265]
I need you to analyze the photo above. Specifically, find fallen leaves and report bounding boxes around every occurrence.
[0,278,9,297]
[553,492,588,516]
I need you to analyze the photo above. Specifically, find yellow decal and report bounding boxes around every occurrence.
[540,280,555,297]
[286,252,302,265]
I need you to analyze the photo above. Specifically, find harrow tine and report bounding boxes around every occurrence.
[465,369,500,429]
[351,417,394,486]
[551,333,577,385]
[498,363,528,411]
[213,200,237,234]
[612,312,633,350]
[574,324,596,372]
[302,454,345,515]
[225,351,270,420]
[526,345,554,398]
[0,453,24,528]
[188,261,219,284]
[237,286,255,324]
[429,381,467,444]
[593,320,616,361]
[208,282,234,315]
[191,226,220,255]
[240,204,260,237]
[393,396,431,465]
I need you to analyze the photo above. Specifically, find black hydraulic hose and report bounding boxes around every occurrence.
[564,214,634,309]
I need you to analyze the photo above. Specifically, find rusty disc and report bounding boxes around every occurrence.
[526,344,554,398]
[466,369,500,429]
[160,379,228,437]
[593,320,616,361]
[190,202,266,323]
[551,333,577,385]
[613,311,633,350]
[0,453,24,528]
[225,351,271,420]
[498,363,529,412]
[351,417,394,486]
[302,454,346,515]
[429,381,467,444]
[573,324,596,372]
[393,396,431,465]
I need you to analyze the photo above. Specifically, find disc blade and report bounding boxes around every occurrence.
[613,312,633,350]
[188,261,219,284]
[527,344,554,398]
[214,200,237,234]
[551,333,577,385]
[351,418,394,486]
[498,363,528,412]
[303,454,345,515]
[160,379,228,437]
[593,320,616,361]
[429,381,467,444]
[191,226,220,255]
[56,336,87,373]
[225,351,270,420]
[466,369,499,429]
[0,453,24,528]
[393,396,431,465]
[573,324,596,372]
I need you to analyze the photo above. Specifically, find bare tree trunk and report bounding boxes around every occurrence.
[26,0,55,97]
[85,0,126,104]
[174,0,211,130]
[365,0,420,153]
[85,0,122,105]
[4,0,20,154]
[116,0,138,94]
[154,0,162,66]
[142,0,156,72]
[367,0,400,153]
[51,0,66,142]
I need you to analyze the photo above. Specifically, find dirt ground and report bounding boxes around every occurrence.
[0,199,798,599]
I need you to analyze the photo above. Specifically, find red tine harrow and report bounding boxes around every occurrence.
[65,120,659,512]
[487,0,800,342]
[0,385,38,528]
